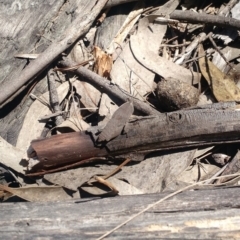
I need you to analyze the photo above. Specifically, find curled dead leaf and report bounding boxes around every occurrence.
[0,184,75,202]
[198,44,240,102]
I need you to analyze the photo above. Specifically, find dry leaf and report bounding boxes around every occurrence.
[0,189,12,201]
[197,91,216,105]
[165,163,220,192]
[0,184,76,202]
[98,101,134,142]
[72,78,100,112]
[107,1,144,55]
[130,17,199,85]
[110,42,155,99]
[45,149,195,195]
[0,136,26,174]
[44,165,115,191]
[115,149,195,194]
[94,46,112,78]
[56,116,90,132]
[193,146,214,160]
[198,44,240,102]
[98,93,118,118]
[70,27,96,64]
[17,79,98,150]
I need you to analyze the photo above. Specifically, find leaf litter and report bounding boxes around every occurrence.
[1,0,240,203]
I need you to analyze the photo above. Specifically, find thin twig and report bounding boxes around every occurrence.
[161,42,191,48]
[170,10,240,30]
[165,35,179,44]
[97,8,110,25]
[218,0,238,16]
[38,111,66,121]
[30,93,51,109]
[103,158,131,180]
[48,69,64,126]
[94,176,119,194]
[53,58,94,72]
[182,50,214,64]
[208,32,234,72]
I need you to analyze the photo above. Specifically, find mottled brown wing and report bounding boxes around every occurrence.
[98,101,134,142]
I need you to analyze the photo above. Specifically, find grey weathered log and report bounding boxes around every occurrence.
[1,186,240,239]
[0,0,109,107]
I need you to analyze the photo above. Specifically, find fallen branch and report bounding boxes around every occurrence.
[59,58,159,116]
[170,10,240,30]
[28,105,240,175]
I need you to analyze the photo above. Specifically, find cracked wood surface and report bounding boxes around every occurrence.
[1,186,240,239]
